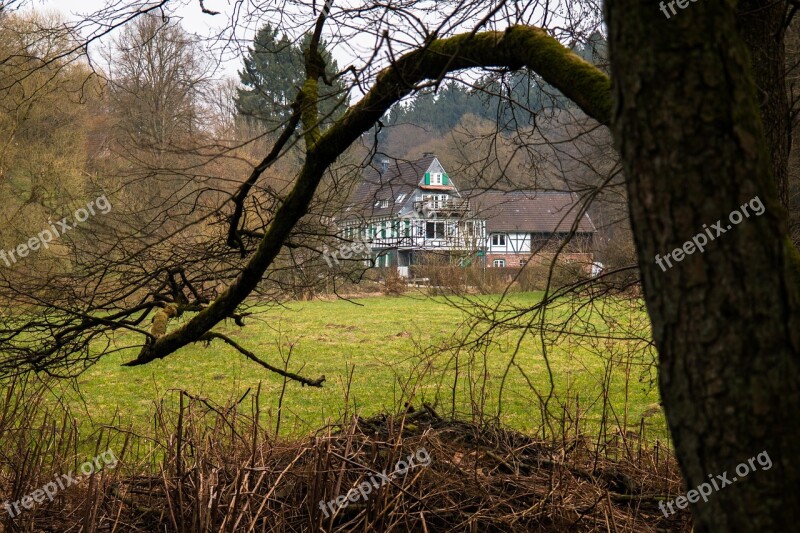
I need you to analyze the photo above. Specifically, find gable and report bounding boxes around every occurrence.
[421,158,456,189]
[343,155,436,220]
[342,154,476,222]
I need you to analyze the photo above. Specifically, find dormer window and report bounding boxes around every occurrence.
[380,199,389,208]
[431,172,443,185]
[396,193,407,203]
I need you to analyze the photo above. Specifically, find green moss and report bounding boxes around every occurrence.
[505,26,612,123]
[300,77,322,148]
[418,27,611,124]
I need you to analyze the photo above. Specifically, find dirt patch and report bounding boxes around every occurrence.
[325,323,358,331]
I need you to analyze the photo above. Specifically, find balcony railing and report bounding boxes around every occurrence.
[413,198,470,215]
[367,234,484,250]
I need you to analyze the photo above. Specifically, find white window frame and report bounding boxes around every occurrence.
[430,172,443,185]
[491,233,507,246]
[426,221,445,239]
[396,193,407,204]
[493,259,506,267]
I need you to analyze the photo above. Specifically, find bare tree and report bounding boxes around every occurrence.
[105,14,208,151]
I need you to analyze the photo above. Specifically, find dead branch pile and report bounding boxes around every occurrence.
[1,398,692,532]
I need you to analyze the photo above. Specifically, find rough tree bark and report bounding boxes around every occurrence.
[607,0,800,530]
[738,0,791,207]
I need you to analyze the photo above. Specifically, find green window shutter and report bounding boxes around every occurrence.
[424,172,430,185]
[442,173,449,185]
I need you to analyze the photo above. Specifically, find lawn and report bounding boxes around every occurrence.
[40,291,666,444]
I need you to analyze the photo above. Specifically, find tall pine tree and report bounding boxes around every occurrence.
[235,24,347,127]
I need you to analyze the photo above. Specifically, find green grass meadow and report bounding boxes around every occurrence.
[40,292,666,445]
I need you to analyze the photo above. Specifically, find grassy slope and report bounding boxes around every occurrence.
[56,292,665,442]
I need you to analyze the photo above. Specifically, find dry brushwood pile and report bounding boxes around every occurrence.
[2,401,693,532]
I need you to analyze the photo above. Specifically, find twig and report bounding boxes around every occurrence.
[198,0,220,15]
[201,332,325,387]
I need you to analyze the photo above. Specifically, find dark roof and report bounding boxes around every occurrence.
[342,155,437,219]
[466,190,596,234]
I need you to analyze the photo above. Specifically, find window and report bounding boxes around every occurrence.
[396,193,407,203]
[519,259,526,267]
[431,172,442,185]
[380,199,389,208]
[493,259,506,267]
[491,234,507,246]
[426,221,445,239]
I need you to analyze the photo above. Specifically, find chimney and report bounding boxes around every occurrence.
[380,159,390,174]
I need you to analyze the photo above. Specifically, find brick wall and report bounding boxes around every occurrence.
[486,252,595,274]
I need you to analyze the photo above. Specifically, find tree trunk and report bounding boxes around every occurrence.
[606,1,800,530]
[737,0,790,207]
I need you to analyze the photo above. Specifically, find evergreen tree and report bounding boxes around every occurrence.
[235,24,348,127]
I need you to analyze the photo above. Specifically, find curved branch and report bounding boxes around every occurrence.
[124,25,611,367]
[200,332,325,387]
